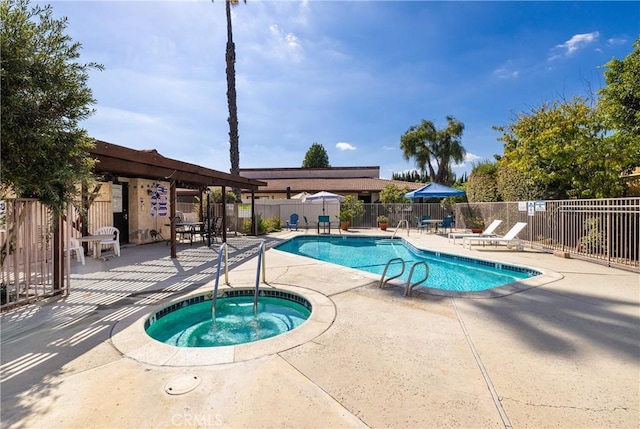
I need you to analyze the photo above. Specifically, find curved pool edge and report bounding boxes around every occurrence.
[409,265,564,298]
[110,284,336,367]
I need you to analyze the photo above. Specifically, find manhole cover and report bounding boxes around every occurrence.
[164,374,201,395]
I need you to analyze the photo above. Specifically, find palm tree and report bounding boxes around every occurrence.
[220,0,245,200]
[400,116,466,185]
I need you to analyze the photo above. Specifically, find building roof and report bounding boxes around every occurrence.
[90,140,265,190]
[254,177,423,194]
[240,166,380,180]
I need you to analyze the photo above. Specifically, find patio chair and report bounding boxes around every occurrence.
[415,215,431,233]
[439,215,454,233]
[286,213,299,231]
[68,237,85,265]
[209,216,223,242]
[94,226,121,257]
[448,219,503,244]
[463,222,528,251]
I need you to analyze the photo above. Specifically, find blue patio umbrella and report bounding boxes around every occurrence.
[405,183,466,199]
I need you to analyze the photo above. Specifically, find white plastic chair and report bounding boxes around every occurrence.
[93,226,121,257]
[68,237,85,265]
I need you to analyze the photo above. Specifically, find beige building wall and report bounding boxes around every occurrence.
[128,178,172,244]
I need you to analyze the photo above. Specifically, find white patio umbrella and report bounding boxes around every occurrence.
[303,191,345,213]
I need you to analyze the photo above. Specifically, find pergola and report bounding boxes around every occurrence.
[88,140,266,258]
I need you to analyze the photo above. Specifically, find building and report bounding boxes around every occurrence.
[239,166,422,202]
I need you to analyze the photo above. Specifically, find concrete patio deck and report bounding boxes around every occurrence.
[1,229,638,428]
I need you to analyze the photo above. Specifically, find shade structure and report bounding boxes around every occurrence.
[405,183,466,199]
[303,191,345,213]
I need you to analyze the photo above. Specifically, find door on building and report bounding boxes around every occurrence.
[112,182,129,244]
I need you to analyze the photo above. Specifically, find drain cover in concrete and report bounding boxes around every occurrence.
[164,374,201,395]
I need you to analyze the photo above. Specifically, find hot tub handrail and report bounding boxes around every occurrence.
[254,240,267,314]
[211,242,229,320]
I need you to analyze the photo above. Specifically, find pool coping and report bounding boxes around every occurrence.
[110,284,336,367]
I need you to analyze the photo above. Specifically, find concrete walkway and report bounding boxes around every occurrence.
[1,230,638,428]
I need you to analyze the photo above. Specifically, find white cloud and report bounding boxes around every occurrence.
[267,24,305,63]
[451,152,482,169]
[465,153,482,163]
[493,67,519,79]
[336,142,356,151]
[607,37,627,46]
[550,31,599,59]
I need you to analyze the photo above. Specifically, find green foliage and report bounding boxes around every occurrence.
[379,183,410,203]
[391,170,423,182]
[496,163,545,201]
[494,96,627,199]
[338,195,364,222]
[400,116,466,185]
[376,215,388,223]
[264,216,281,233]
[302,143,330,168]
[1,0,103,214]
[580,217,607,254]
[210,189,237,203]
[466,161,500,202]
[598,37,640,176]
[242,213,266,235]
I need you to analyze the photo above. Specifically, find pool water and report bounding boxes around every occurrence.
[146,295,311,347]
[275,236,539,292]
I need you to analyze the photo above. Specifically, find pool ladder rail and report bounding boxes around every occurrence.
[253,240,267,314]
[391,219,410,239]
[379,257,429,297]
[211,242,229,321]
[211,241,268,322]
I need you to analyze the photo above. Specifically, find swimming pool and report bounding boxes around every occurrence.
[274,236,540,292]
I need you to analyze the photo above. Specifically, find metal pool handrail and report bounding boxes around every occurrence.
[211,242,229,321]
[379,257,405,289]
[391,219,410,239]
[405,261,429,297]
[253,240,267,314]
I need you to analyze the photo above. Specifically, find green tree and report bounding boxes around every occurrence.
[379,183,410,203]
[466,161,500,202]
[1,0,102,214]
[494,96,625,199]
[221,0,246,201]
[302,143,330,168]
[598,36,640,176]
[210,189,236,203]
[400,116,466,185]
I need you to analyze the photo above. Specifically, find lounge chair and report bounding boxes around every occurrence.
[448,219,503,244]
[463,222,528,250]
[286,213,299,231]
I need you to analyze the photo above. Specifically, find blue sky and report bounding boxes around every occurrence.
[45,1,638,179]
